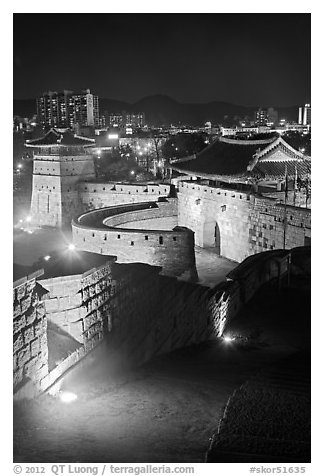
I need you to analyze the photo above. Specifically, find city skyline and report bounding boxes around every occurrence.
[13,13,311,107]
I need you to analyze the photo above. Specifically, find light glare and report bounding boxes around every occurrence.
[59,391,78,403]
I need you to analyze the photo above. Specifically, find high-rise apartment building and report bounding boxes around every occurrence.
[108,111,145,128]
[267,107,278,126]
[254,108,268,126]
[36,89,99,128]
[298,104,311,125]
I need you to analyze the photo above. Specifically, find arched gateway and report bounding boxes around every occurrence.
[202,221,221,255]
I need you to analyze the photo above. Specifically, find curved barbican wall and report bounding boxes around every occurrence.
[78,182,173,210]
[72,201,197,280]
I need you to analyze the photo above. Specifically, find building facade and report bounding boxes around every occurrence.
[108,112,145,128]
[26,129,95,227]
[298,104,311,126]
[36,89,99,129]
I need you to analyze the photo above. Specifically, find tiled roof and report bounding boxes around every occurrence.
[26,128,95,147]
[171,135,311,181]
[253,159,311,180]
[170,136,276,179]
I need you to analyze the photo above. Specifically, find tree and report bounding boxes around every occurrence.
[95,147,154,182]
[161,132,208,161]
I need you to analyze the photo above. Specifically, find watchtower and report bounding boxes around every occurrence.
[26,129,95,227]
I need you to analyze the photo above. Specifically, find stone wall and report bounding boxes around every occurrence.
[30,153,95,227]
[78,182,172,210]
[178,181,311,262]
[14,247,307,400]
[13,270,49,393]
[72,201,196,280]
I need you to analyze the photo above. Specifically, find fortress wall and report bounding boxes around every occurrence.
[14,246,304,400]
[102,200,177,227]
[78,183,172,210]
[29,153,95,228]
[71,200,194,279]
[178,182,311,262]
[79,262,115,352]
[72,224,196,279]
[39,275,85,344]
[13,271,49,394]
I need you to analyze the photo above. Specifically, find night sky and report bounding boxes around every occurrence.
[13,13,311,106]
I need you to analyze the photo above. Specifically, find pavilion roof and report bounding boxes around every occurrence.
[170,135,310,181]
[25,128,95,147]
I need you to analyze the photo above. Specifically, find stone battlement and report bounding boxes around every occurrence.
[72,200,196,279]
[178,181,311,262]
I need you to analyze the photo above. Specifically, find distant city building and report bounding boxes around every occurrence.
[36,89,99,129]
[267,107,279,126]
[298,104,311,126]
[108,112,145,128]
[220,126,270,137]
[255,108,268,126]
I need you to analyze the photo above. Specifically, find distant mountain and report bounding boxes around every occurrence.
[102,95,300,126]
[13,94,300,126]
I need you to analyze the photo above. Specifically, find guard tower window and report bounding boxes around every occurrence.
[159,236,163,245]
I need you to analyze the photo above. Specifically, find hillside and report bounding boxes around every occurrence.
[13,95,299,126]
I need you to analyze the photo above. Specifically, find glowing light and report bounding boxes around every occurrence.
[139,152,143,156]
[26,216,31,222]
[223,336,234,343]
[68,244,76,251]
[59,391,78,403]
[108,133,118,140]
[130,170,135,175]
[44,255,51,261]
